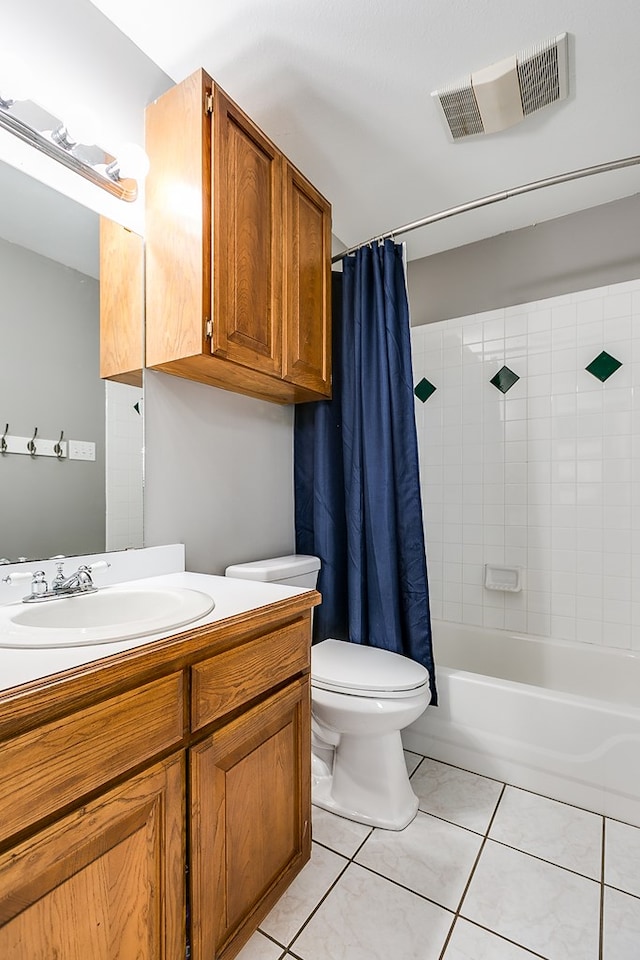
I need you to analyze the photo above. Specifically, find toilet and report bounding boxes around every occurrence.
[224,554,431,830]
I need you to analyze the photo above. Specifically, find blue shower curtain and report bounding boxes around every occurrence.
[294,239,436,701]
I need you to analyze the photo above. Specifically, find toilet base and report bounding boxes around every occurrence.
[311,730,419,831]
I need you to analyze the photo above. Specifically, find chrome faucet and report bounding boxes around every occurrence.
[2,560,111,602]
[50,560,111,597]
[51,563,96,594]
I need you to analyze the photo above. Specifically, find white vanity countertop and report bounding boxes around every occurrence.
[0,571,312,695]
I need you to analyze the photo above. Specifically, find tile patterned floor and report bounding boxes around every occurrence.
[236,752,640,960]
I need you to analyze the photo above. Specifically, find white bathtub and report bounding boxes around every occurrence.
[403,620,640,827]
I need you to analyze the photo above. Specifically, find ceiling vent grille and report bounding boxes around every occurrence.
[517,35,567,115]
[436,78,484,140]
[432,33,569,140]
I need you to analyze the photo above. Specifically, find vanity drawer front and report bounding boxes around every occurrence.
[0,673,184,845]
[191,620,310,731]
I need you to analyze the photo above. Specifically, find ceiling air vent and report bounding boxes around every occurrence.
[432,33,569,140]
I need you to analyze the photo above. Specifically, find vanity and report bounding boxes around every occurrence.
[0,561,320,960]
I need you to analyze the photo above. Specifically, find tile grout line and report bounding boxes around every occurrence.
[436,781,507,960]
[599,817,606,960]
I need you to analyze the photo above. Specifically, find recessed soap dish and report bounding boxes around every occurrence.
[484,564,522,592]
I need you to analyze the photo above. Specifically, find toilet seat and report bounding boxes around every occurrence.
[311,638,430,699]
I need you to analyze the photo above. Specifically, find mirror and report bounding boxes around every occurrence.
[0,160,144,562]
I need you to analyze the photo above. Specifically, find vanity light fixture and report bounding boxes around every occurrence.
[0,86,149,202]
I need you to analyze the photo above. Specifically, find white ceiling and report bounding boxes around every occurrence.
[85,0,640,262]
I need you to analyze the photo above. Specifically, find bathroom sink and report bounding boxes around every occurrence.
[0,586,215,647]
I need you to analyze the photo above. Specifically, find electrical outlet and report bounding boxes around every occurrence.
[68,440,96,461]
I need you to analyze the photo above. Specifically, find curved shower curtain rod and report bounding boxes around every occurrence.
[331,153,640,263]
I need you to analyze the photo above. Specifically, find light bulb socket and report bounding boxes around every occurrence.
[49,123,77,150]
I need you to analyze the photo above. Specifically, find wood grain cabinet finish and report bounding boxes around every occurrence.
[145,68,331,404]
[0,672,184,847]
[190,677,311,960]
[0,754,185,960]
[191,618,309,731]
[99,217,144,387]
[0,596,316,960]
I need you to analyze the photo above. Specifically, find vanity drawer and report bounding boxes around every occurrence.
[191,619,310,731]
[0,673,184,845]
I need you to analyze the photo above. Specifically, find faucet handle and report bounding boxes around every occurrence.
[2,569,48,597]
[88,560,111,573]
[2,569,38,584]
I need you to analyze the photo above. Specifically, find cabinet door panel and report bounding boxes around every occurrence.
[191,617,309,730]
[283,162,332,396]
[190,677,310,960]
[0,672,184,846]
[213,87,282,375]
[0,754,185,960]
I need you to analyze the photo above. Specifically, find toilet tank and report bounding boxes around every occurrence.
[224,554,320,589]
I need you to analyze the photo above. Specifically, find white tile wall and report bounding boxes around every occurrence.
[105,380,144,551]
[411,278,640,652]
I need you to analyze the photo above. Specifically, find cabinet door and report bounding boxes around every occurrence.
[0,754,185,960]
[212,86,283,377]
[283,161,332,397]
[190,677,311,960]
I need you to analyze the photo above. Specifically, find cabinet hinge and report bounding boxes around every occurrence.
[205,92,213,115]
[205,318,213,339]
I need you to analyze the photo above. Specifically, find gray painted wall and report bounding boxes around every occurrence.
[0,237,105,560]
[407,193,640,325]
[143,371,295,575]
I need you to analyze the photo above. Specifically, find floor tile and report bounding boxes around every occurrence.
[404,749,422,776]
[311,804,372,858]
[354,810,482,910]
[290,862,454,960]
[411,758,504,833]
[602,886,640,960]
[234,931,285,960]
[605,819,640,897]
[444,917,543,959]
[489,786,602,879]
[259,842,347,946]
[461,840,601,960]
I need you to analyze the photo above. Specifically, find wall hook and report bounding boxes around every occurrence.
[0,424,7,455]
[53,430,65,459]
[27,426,38,457]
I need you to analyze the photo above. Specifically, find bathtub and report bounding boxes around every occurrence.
[402,620,640,827]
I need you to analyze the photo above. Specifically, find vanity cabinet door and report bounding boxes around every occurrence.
[190,677,311,960]
[0,753,186,960]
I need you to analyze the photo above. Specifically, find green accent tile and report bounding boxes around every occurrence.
[585,350,622,382]
[414,377,436,403]
[490,365,520,394]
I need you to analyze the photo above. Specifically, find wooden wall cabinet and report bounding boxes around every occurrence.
[99,217,144,388]
[0,593,317,960]
[145,69,332,404]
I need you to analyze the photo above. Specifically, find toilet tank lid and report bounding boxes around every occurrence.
[224,554,320,582]
[312,639,429,694]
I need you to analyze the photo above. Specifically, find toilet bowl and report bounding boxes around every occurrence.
[311,638,430,830]
[224,555,431,831]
